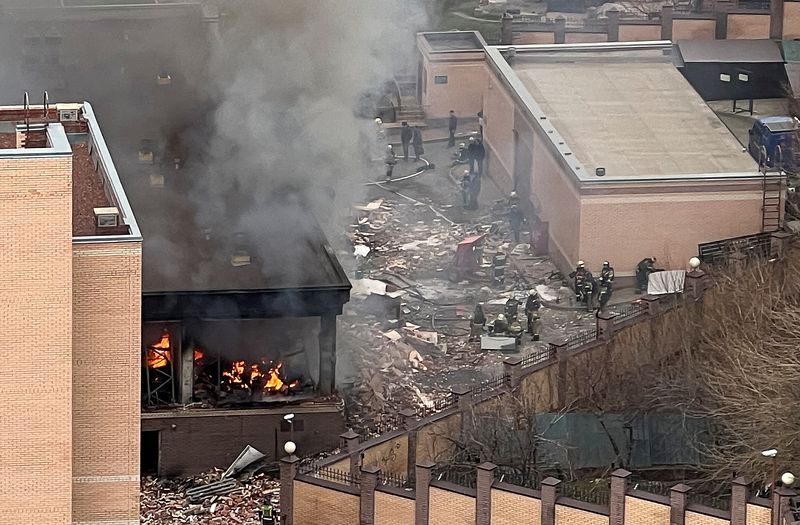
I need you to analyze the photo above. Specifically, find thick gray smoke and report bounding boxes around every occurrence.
[181,0,429,287]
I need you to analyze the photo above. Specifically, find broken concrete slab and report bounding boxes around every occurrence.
[480,335,517,352]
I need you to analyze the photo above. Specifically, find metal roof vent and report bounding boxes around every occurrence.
[596,167,606,177]
[94,207,119,228]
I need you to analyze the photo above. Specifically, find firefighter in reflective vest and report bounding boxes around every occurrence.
[490,314,509,335]
[505,296,520,322]
[569,261,588,303]
[598,261,615,309]
[634,257,659,294]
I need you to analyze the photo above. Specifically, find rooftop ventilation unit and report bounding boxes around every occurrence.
[94,207,119,228]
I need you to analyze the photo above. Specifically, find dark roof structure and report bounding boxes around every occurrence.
[422,32,484,52]
[676,39,784,64]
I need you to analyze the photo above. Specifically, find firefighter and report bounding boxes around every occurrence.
[259,502,275,525]
[634,257,658,294]
[469,303,486,342]
[569,261,588,303]
[460,170,471,208]
[525,289,541,340]
[400,121,413,161]
[492,253,506,285]
[412,125,424,161]
[508,320,524,344]
[490,313,509,335]
[508,191,520,207]
[384,144,397,180]
[508,204,525,243]
[598,261,615,309]
[473,137,486,177]
[467,136,478,174]
[451,143,468,166]
[582,272,596,311]
[468,171,481,210]
[505,296,520,322]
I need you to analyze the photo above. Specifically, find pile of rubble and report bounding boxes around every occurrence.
[339,191,599,431]
[141,470,279,524]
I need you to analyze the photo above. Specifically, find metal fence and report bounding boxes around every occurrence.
[613,300,648,325]
[416,392,457,419]
[631,480,731,511]
[471,373,508,398]
[698,232,772,266]
[561,481,610,506]
[521,346,556,368]
[564,328,598,351]
[378,471,411,489]
[432,467,477,489]
[300,465,360,486]
[358,414,404,442]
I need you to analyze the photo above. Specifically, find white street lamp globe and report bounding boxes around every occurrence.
[782,472,796,486]
[689,257,701,270]
[284,441,297,455]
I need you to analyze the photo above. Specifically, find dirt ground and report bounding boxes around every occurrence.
[332,136,625,433]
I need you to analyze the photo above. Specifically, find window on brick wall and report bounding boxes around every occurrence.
[434,75,448,85]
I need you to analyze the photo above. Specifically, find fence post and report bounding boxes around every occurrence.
[340,430,360,478]
[684,269,708,300]
[501,12,514,45]
[770,0,784,40]
[399,408,418,482]
[731,476,747,525]
[670,483,691,525]
[504,356,522,388]
[280,455,299,525]
[554,16,566,44]
[476,462,496,525]
[715,9,728,39]
[360,465,379,525]
[610,469,631,525]
[660,4,673,40]
[553,342,568,408]
[540,477,561,525]
[773,486,796,525]
[642,295,662,316]
[771,231,792,258]
[596,312,616,341]
[415,461,435,525]
[607,9,620,41]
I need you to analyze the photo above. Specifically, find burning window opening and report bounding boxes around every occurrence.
[145,328,172,369]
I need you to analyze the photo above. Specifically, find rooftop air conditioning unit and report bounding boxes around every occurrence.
[94,207,119,228]
[58,107,80,122]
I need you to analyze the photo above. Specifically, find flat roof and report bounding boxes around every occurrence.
[508,46,757,179]
[0,103,140,238]
[422,32,484,52]
[677,39,783,64]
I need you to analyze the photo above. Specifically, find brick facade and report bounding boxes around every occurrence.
[374,490,414,525]
[72,242,141,524]
[491,487,541,524]
[0,110,141,524]
[555,504,608,525]
[294,480,359,525]
[0,155,74,524]
[625,495,671,524]
[429,486,476,525]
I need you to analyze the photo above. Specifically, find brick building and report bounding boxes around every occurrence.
[0,101,141,524]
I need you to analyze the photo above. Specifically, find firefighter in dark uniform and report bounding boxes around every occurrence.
[508,204,524,243]
[460,170,471,208]
[489,314,509,336]
[400,121,413,161]
[598,261,614,309]
[634,257,659,294]
[505,297,520,323]
[569,261,588,304]
[525,289,541,341]
[469,303,486,342]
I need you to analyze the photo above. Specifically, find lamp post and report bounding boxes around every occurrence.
[762,448,778,525]
[283,413,295,456]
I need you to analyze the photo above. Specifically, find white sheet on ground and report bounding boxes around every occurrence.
[647,270,686,295]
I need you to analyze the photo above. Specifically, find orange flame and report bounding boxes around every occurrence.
[193,348,204,361]
[219,360,298,394]
[145,329,171,369]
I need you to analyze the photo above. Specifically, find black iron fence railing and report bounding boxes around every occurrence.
[613,300,648,325]
[471,373,508,398]
[698,232,772,266]
[565,328,598,351]
[416,393,457,419]
[521,346,556,368]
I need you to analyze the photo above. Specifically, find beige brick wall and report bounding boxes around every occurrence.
[555,503,608,525]
[429,486,475,525]
[514,32,556,44]
[727,14,770,39]
[72,242,141,523]
[619,24,661,42]
[565,32,608,43]
[293,480,359,525]
[423,58,486,120]
[362,434,408,477]
[484,67,517,188]
[0,155,74,524]
[374,490,414,525]
[491,488,541,524]
[672,19,716,40]
[746,503,771,525]
[685,510,727,525]
[784,2,800,39]
[416,413,461,464]
[625,495,670,524]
